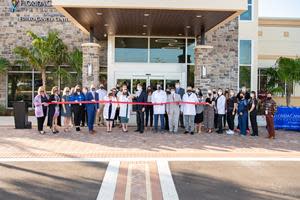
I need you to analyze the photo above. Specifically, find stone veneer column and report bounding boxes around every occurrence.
[194,45,213,93]
[81,43,101,87]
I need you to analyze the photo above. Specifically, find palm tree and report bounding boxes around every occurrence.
[0,57,10,74]
[14,30,69,88]
[68,48,83,84]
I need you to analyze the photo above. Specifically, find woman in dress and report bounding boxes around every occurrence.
[203,90,215,133]
[118,88,132,132]
[47,86,60,134]
[61,87,72,132]
[33,86,49,134]
[103,92,117,132]
[194,88,204,134]
[249,91,258,136]
[145,86,154,129]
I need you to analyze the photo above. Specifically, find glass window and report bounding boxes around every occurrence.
[115,37,148,62]
[187,39,196,64]
[240,0,252,20]
[150,38,186,63]
[240,40,252,65]
[116,79,131,93]
[7,73,33,107]
[239,66,251,90]
[166,79,180,89]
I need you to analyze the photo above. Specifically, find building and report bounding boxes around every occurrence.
[0,0,299,109]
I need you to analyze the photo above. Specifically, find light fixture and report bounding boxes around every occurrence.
[109,32,113,35]
[186,26,191,29]
[142,32,147,35]
[178,33,183,36]
[96,12,103,16]
[104,33,107,37]
[144,13,150,17]
[87,63,93,76]
[143,24,147,28]
[196,15,202,18]
[104,24,109,27]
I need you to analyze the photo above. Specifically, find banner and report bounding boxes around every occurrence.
[274,107,300,131]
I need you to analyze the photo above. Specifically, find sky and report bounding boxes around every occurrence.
[259,0,300,18]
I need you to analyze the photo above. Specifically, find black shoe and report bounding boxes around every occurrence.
[134,130,140,132]
[139,131,144,134]
[52,130,57,134]
[76,127,80,131]
[251,134,256,136]
[190,132,194,135]
[184,131,189,134]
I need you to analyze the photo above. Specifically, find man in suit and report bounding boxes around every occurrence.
[175,81,185,128]
[134,83,147,134]
[85,84,99,134]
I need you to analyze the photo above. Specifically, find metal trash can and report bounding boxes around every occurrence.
[13,101,32,129]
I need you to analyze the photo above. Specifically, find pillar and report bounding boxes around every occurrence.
[194,45,213,93]
[81,43,101,87]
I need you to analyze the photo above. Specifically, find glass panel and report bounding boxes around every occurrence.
[150,38,186,63]
[132,79,147,94]
[34,73,59,94]
[150,79,165,91]
[187,65,195,88]
[115,37,148,62]
[100,74,108,89]
[258,68,268,94]
[187,39,195,63]
[116,79,131,93]
[240,5,252,20]
[239,66,251,90]
[7,73,33,107]
[166,79,180,90]
[240,40,252,65]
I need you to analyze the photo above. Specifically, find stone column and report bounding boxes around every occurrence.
[81,43,101,87]
[194,45,213,93]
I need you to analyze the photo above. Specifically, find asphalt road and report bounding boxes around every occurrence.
[170,161,300,200]
[0,162,107,200]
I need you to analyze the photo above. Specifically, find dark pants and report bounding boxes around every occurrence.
[227,112,235,131]
[164,113,169,131]
[179,113,184,127]
[73,105,83,127]
[37,116,46,131]
[154,114,165,131]
[80,106,86,126]
[217,114,225,133]
[266,114,275,137]
[145,105,153,127]
[238,114,247,135]
[250,112,258,136]
[136,110,144,132]
[87,108,96,131]
[214,113,218,129]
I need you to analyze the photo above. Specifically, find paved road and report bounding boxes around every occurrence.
[170,161,300,200]
[0,162,107,200]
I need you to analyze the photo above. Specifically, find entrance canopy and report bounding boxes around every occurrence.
[53,0,247,40]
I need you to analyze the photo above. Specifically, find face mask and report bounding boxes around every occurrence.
[137,87,142,91]
[230,92,234,96]
[240,95,244,99]
[171,91,175,94]
[187,90,192,93]
[250,94,254,98]
[92,88,96,92]
[208,93,212,97]
[157,86,161,90]
[76,89,80,92]
[195,89,199,94]
[100,86,104,89]
[175,84,180,88]
[218,91,222,95]
[267,97,271,100]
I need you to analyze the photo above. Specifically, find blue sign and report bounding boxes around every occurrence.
[274,107,300,131]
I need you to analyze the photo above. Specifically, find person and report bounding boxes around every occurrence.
[103,92,117,132]
[212,89,218,129]
[145,86,154,129]
[114,84,121,127]
[194,88,204,134]
[134,83,147,134]
[71,85,85,132]
[215,88,226,134]
[152,84,167,133]
[96,84,107,126]
[237,86,250,133]
[85,85,99,134]
[249,91,258,136]
[81,87,89,126]
[47,86,60,134]
[118,87,132,132]
[34,86,49,134]
[164,88,171,131]
[61,87,72,132]
[264,92,277,139]
[226,89,237,135]
[204,90,215,133]
[237,92,248,136]
[166,87,181,133]
[181,86,198,135]
[175,81,185,128]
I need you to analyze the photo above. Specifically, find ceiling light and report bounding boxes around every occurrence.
[186,26,191,29]
[96,12,103,16]
[196,15,202,18]
[104,24,109,27]
[143,25,147,28]
[144,13,150,17]
[142,33,147,35]
[178,33,183,36]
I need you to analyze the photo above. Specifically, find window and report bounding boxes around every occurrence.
[239,40,252,89]
[150,38,186,63]
[115,37,148,62]
[239,66,251,89]
[240,0,252,21]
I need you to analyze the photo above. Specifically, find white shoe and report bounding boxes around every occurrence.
[226,130,234,135]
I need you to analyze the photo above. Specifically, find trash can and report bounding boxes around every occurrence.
[13,101,32,129]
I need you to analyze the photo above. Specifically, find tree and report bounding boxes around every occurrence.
[68,48,83,84]
[14,30,69,88]
[0,57,10,74]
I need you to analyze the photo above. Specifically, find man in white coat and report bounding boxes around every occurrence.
[152,84,167,133]
[181,86,199,135]
[166,87,181,133]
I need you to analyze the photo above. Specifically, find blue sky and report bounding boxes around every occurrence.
[259,0,300,18]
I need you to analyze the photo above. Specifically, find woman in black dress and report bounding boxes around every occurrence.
[47,86,60,134]
[249,91,258,136]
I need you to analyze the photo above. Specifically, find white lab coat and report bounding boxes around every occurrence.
[152,90,167,115]
[103,96,117,120]
[118,94,132,119]
[181,92,198,116]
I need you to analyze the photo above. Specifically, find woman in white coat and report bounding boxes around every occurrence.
[181,86,199,134]
[152,84,167,133]
[103,92,117,132]
[118,88,132,132]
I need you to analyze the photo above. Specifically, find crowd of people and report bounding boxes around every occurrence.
[33,81,277,139]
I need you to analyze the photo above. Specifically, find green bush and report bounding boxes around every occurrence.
[0,104,6,116]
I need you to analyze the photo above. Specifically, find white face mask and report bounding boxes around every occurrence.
[171,91,175,94]
[137,87,142,91]
[218,91,222,95]
[230,92,234,96]
[175,84,180,88]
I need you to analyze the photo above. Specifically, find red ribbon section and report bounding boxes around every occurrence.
[44,100,208,106]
